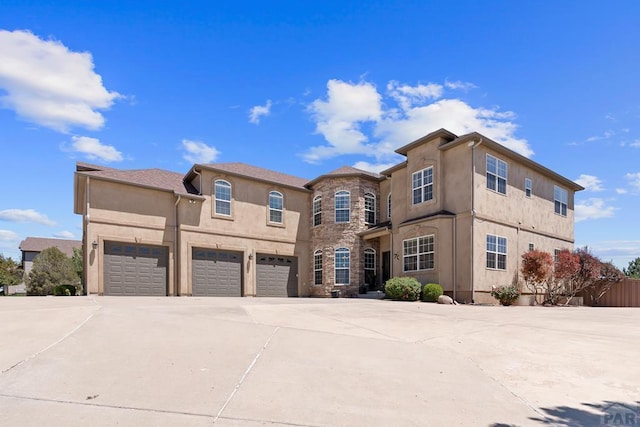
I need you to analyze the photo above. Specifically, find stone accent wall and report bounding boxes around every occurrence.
[309,176,380,297]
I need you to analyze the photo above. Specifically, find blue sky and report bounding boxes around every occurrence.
[0,1,639,269]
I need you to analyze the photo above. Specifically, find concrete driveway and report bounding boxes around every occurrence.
[0,296,638,426]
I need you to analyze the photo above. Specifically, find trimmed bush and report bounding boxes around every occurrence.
[422,283,443,302]
[53,284,77,296]
[384,277,422,301]
[490,285,520,306]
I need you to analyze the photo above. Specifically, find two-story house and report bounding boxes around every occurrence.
[74,128,582,303]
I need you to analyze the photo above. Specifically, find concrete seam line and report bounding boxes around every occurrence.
[213,326,280,424]
[1,306,102,375]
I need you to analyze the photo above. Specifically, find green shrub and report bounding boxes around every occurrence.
[384,277,422,301]
[53,284,77,296]
[490,285,520,306]
[422,283,443,302]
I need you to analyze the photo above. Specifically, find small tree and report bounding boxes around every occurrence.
[27,247,80,296]
[584,261,625,305]
[623,257,640,278]
[521,250,554,303]
[0,254,23,294]
[544,249,579,305]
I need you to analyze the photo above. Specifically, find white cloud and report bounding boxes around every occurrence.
[626,172,640,192]
[53,230,75,239]
[302,79,532,164]
[0,30,121,132]
[616,188,628,195]
[352,161,398,174]
[0,229,19,242]
[586,130,614,142]
[71,136,123,162]
[444,80,477,91]
[182,139,220,164]
[575,174,604,192]
[387,81,443,110]
[0,209,56,226]
[248,99,272,124]
[575,198,616,222]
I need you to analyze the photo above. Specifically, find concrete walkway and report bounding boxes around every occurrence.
[0,296,638,426]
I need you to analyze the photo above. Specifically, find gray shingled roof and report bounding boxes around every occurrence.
[19,237,82,257]
[78,166,196,196]
[200,162,310,190]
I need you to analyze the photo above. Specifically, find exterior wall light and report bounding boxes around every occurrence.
[92,240,98,250]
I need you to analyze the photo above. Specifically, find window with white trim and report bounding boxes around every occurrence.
[554,249,561,263]
[487,154,507,195]
[554,186,568,217]
[525,178,532,198]
[214,180,232,216]
[268,191,283,223]
[364,193,375,224]
[364,248,375,283]
[486,234,507,270]
[403,235,435,272]
[313,195,322,226]
[314,250,323,285]
[412,167,433,204]
[335,248,350,285]
[387,193,392,220]
[528,243,534,252]
[335,191,350,223]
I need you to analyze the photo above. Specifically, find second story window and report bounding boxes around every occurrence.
[487,154,507,195]
[364,193,375,224]
[554,186,568,217]
[269,191,283,223]
[214,180,231,216]
[335,191,350,223]
[412,167,433,205]
[525,178,532,198]
[313,195,322,226]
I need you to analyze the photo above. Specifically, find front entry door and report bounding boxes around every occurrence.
[382,251,391,284]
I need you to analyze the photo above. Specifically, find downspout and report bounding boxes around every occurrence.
[174,195,181,296]
[452,216,456,302]
[469,138,483,303]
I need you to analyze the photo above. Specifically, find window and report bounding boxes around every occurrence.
[387,193,392,220]
[314,250,323,285]
[554,249,561,263]
[525,178,532,198]
[412,167,433,204]
[214,180,231,216]
[403,235,435,272]
[486,154,507,195]
[335,248,350,285]
[313,195,322,226]
[554,186,568,217]
[364,248,375,284]
[486,234,507,270]
[364,193,375,224]
[528,243,534,252]
[268,191,283,223]
[335,191,350,223]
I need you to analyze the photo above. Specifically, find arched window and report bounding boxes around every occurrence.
[214,180,232,216]
[335,191,350,223]
[335,248,350,285]
[269,191,283,223]
[364,248,376,286]
[313,195,322,226]
[387,193,392,220]
[364,193,375,224]
[313,250,323,285]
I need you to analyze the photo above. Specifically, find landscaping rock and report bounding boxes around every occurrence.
[437,295,454,304]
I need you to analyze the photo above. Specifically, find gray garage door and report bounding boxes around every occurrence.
[104,242,168,296]
[192,248,242,296]
[256,254,298,297]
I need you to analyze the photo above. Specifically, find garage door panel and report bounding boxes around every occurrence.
[192,248,242,296]
[256,255,298,297]
[104,242,168,296]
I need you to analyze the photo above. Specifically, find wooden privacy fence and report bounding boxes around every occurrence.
[591,278,640,307]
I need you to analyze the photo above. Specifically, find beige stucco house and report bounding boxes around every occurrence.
[74,128,582,303]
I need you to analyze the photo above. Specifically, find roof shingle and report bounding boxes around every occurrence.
[19,237,82,257]
[200,162,310,190]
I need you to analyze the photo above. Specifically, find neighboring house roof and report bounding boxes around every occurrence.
[306,165,383,188]
[190,162,311,191]
[76,164,201,197]
[19,237,82,258]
